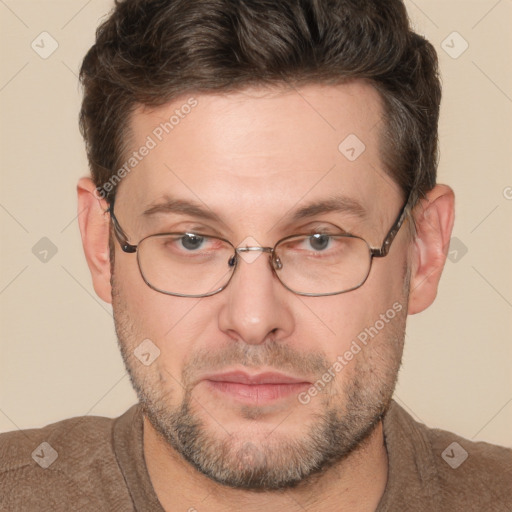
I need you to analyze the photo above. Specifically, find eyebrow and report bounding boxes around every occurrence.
[142,197,221,222]
[288,195,366,223]
[141,194,367,227]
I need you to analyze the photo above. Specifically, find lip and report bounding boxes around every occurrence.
[201,370,311,405]
[203,370,310,385]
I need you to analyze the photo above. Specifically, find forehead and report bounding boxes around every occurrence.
[116,81,402,235]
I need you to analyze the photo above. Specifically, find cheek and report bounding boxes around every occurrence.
[114,262,219,373]
[299,264,407,363]
[115,251,191,333]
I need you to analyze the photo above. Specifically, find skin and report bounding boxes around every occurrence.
[77,81,454,511]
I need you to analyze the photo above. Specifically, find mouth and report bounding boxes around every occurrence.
[201,370,311,405]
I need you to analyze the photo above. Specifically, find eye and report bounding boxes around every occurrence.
[307,233,331,251]
[180,233,206,251]
[281,232,351,257]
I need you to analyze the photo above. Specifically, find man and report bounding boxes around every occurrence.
[1,0,510,510]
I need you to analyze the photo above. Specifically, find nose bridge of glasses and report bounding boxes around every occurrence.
[234,245,282,270]
[235,246,273,254]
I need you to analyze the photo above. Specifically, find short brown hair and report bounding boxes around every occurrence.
[79,0,441,211]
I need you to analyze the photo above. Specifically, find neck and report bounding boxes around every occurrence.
[143,417,388,512]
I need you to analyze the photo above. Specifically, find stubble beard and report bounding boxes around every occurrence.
[111,269,408,491]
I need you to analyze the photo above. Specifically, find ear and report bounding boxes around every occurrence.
[77,177,112,304]
[407,184,455,315]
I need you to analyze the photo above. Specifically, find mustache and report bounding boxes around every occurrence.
[182,339,330,387]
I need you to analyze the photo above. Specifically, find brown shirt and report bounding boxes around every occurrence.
[1,400,511,511]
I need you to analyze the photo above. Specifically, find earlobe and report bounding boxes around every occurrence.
[407,184,455,315]
[77,177,113,304]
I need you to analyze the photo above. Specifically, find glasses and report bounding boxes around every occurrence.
[106,193,411,298]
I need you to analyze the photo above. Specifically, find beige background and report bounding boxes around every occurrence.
[0,0,511,447]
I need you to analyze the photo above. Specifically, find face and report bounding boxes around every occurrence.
[110,81,411,490]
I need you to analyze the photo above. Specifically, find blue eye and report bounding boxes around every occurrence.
[308,234,331,251]
[180,233,205,251]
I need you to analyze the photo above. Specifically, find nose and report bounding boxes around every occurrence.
[217,247,294,346]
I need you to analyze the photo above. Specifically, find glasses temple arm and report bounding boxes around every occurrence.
[372,191,415,258]
[106,203,137,253]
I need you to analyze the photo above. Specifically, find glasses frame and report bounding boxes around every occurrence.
[106,190,412,298]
